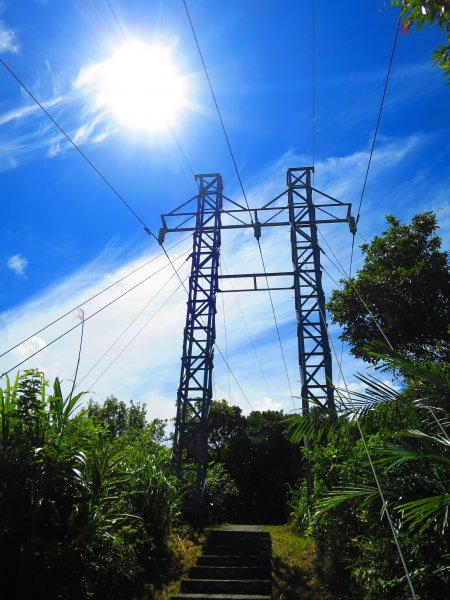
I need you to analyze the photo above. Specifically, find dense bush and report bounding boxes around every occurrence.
[181,400,303,524]
[0,371,180,599]
[288,348,450,599]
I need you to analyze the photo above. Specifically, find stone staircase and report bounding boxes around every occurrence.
[171,525,272,600]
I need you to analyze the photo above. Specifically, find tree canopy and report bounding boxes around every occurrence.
[327,212,449,363]
[392,1,450,80]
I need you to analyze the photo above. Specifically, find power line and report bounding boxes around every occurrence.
[350,17,400,275]
[87,273,189,391]
[0,235,190,360]
[312,0,316,171]
[0,57,157,239]
[168,124,197,179]
[181,0,295,404]
[75,258,189,390]
[258,241,295,409]
[0,251,186,378]
[318,230,394,350]
[105,0,129,42]
[181,0,248,208]
[318,228,349,280]
[215,344,253,411]
[219,265,232,404]
[221,257,272,399]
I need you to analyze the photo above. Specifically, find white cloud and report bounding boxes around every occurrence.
[13,336,46,362]
[0,19,20,54]
[252,396,283,412]
[7,254,28,275]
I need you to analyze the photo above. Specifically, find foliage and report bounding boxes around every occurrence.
[221,409,303,523]
[288,348,450,599]
[327,212,449,363]
[87,394,147,436]
[204,462,240,523]
[392,1,450,80]
[0,371,180,599]
[181,400,303,523]
[206,398,245,462]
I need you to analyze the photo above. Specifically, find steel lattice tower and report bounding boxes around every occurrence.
[159,167,353,524]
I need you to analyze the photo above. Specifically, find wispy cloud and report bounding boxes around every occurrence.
[0,58,116,168]
[0,19,20,54]
[0,96,63,126]
[7,254,28,276]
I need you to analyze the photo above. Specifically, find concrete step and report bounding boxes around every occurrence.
[170,527,273,600]
[207,531,271,544]
[181,579,271,595]
[202,545,270,557]
[171,595,271,600]
[189,566,270,580]
[197,555,270,569]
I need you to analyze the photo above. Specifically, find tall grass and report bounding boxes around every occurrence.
[0,370,180,599]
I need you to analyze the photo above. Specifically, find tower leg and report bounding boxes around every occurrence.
[172,173,223,527]
[288,167,336,504]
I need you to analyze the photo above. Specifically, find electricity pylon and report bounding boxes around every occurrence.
[158,167,354,525]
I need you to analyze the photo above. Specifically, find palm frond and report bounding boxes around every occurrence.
[315,485,384,516]
[397,493,450,534]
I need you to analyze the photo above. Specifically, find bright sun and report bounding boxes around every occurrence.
[84,40,187,134]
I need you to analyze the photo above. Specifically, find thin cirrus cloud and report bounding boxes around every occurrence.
[7,254,28,276]
[0,137,442,421]
[0,56,119,168]
[0,19,20,54]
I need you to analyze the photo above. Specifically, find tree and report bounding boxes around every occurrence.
[87,395,147,436]
[392,1,450,80]
[181,401,303,523]
[206,399,245,461]
[222,410,303,523]
[327,212,449,363]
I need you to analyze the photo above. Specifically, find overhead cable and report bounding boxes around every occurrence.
[219,265,232,404]
[75,258,189,390]
[0,57,156,239]
[315,302,417,599]
[0,234,190,360]
[0,251,186,378]
[87,273,189,391]
[221,257,272,398]
[181,0,295,404]
[350,18,400,275]
[215,344,253,411]
[104,0,197,180]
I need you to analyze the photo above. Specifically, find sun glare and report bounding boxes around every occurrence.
[84,40,187,134]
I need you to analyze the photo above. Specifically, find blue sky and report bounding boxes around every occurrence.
[0,0,449,419]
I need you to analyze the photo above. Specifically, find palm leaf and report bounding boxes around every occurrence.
[397,494,450,534]
[315,484,384,516]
